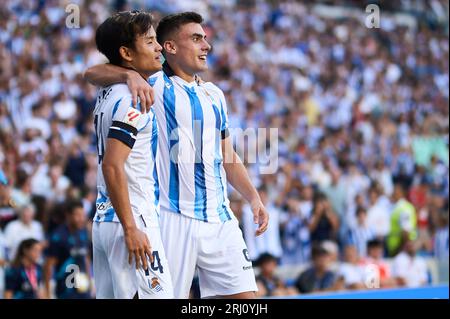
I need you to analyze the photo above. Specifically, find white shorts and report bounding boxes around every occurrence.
[92,215,173,299]
[160,210,257,298]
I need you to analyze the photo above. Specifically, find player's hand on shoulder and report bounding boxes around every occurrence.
[125,70,154,113]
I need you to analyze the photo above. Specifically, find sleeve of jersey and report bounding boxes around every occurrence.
[107,96,143,149]
[219,91,230,140]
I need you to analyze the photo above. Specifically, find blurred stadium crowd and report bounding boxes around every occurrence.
[0,0,448,298]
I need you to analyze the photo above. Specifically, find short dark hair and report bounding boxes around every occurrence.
[367,239,383,250]
[257,184,268,194]
[255,253,277,267]
[394,181,407,194]
[95,11,154,65]
[156,12,203,48]
[311,243,328,259]
[66,200,83,215]
[313,191,327,204]
[356,206,367,216]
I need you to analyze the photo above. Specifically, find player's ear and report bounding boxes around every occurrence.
[163,40,176,55]
[119,46,133,62]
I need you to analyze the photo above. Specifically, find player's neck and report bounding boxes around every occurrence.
[120,63,151,80]
[165,61,195,83]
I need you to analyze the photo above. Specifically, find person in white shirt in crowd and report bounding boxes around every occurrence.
[321,240,340,265]
[243,186,282,261]
[366,182,392,240]
[392,239,428,288]
[370,160,394,197]
[23,100,52,141]
[18,128,49,161]
[338,245,365,290]
[30,162,71,203]
[343,163,371,228]
[4,204,45,261]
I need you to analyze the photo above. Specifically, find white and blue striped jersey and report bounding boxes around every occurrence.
[93,84,159,224]
[346,225,376,258]
[148,63,233,223]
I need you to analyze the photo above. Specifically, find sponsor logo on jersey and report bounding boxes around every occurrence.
[123,107,142,127]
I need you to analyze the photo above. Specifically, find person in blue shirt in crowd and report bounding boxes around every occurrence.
[43,201,92,299]
[4,238,44,299]
[255,253,298,297]
[295,244,338,294]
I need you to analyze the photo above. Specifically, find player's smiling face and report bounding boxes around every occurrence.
[172,22,211,75]
[126,26,163,78]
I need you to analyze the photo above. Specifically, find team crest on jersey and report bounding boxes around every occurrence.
[123,107,142,128]
[148,276,163,293]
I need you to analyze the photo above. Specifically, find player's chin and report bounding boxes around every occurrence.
[150,62,163,72]
[196,63,208,72]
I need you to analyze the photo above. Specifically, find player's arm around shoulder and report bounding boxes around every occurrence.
[84,64,155,112]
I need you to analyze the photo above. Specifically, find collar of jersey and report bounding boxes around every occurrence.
[162,62,197,87]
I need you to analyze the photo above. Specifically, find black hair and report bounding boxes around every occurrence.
[356,206,367,216]
[255,253,277,267]
[312,192,328,213]
[313,191,327,203]
[393,181,408,194]
[311,243,328,259]
[156,12,203,51]
[15,169,29,188]
[257,184,268,194]
[13,238,39,267]
[95,10,154,65]
[66,200,83,216]
[367,239,383,250]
